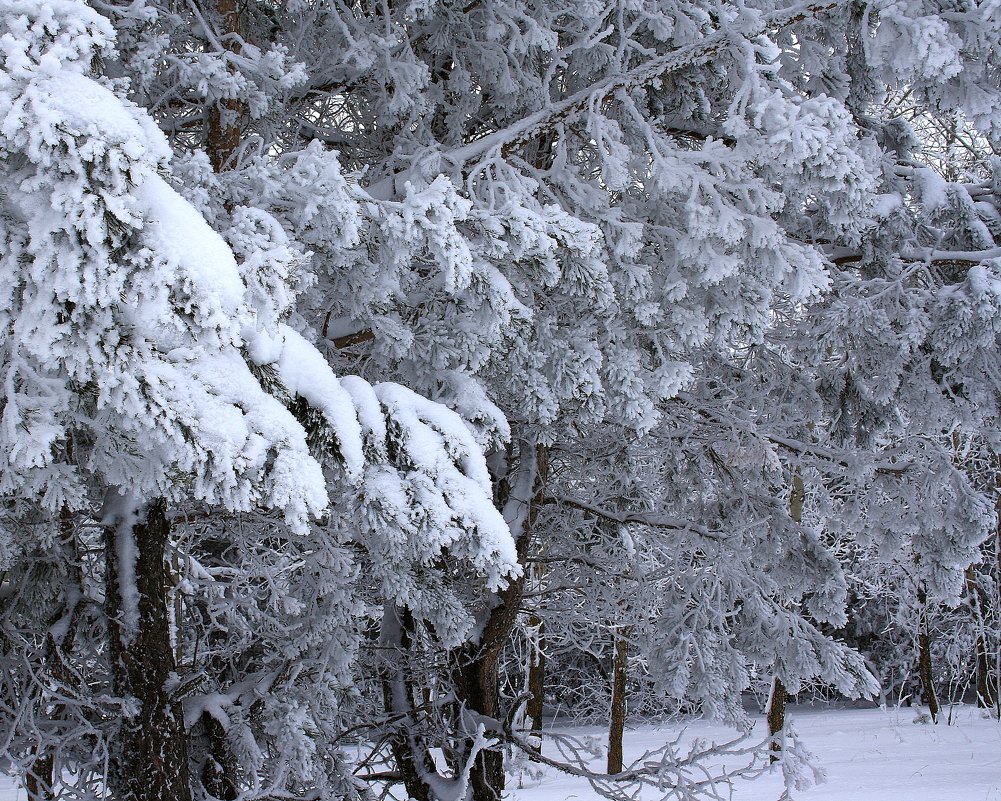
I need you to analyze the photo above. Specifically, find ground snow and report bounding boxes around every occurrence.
[0,707,996,800]
[510,706,1001,801]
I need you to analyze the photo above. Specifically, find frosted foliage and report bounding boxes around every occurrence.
[538,429,881,730]
[155,5,879,441]
[250,325,367,481]
[11,0,1001,798]
[0,0,114,80]
[0,7,527,800]
[0,14,327,527]
[226,205,310,331]
[348,380,520,645]
[850,0,1001,138]
[98,0,1001,449]
[869,3,964,83]
[856,451,995,606]
[109,0,306,124]
[0,0,516,584]
[933,264,1001,377]
[176,515,365,801]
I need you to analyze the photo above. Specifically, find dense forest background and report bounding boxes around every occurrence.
[1,0,1000,799]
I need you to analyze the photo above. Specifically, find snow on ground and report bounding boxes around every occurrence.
[511,705,1001,801]
[0,706,997,800]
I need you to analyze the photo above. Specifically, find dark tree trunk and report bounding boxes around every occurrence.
[766,676,787,763]
[105,498,192,801]
[916,586,939,723]
[380,443,544,801]
[607,629,630,774]
[25,748,54,801]
[206,0,244,172]
[455,571,527,801]
[526,615,546,748]
[200,711,238,801]
[453,443,546,801]
[965,566,997,709]
[976,634,997,710]
[767,470,801,762]
[380,606,434,801]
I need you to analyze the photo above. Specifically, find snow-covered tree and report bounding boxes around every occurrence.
[95,0,999,792]
[0,4,516,800]
[776,3,1001,721]
[5,0,1001,799]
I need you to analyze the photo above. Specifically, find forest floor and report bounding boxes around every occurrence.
[511,705,1001,801]
[0,705,997,800]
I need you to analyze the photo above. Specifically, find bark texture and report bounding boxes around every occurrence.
[966,566,997,710]
[975,631,997,710]
[105,499,192,801]
[201,711,238,801]
[916,585,939,723]
[455,443,546,801]
[766,676,788,763]
[25,749,54,801]
[607,629,630,774]
[455,568,528,801]
[206,0,244,172]
[380,606,433,801]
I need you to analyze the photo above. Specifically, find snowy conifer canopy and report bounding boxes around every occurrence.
[0,0,515,580]
[2,0,1001,799]
[1,0,318,522]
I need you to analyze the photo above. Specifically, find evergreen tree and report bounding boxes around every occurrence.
[0,4,515,799]
[4,0,1001,799]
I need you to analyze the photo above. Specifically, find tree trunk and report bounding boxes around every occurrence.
[200,711,238,801]
[767,470,802,762]
[26,505,78,801]
[455,536,536,801]
[455,645,508,801]
[380,442,543,801]
[916,586,939,723]
[766,675,787,763]
[526,615,546,749]
[454,442,545,801]
[607,628,630,774]
[105,497,192,801]
[380,605,434,801]
[25,748,54,801]
[965,566,996,709]
[976,632,997,710]
[206,0,244,172]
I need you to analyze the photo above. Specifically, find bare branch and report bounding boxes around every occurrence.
[543,494,724,541]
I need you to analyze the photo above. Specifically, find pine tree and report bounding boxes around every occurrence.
[7,0,1001,799]
[0,4,517,799]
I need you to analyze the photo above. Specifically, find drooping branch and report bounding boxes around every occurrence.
[498,722,773,801]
